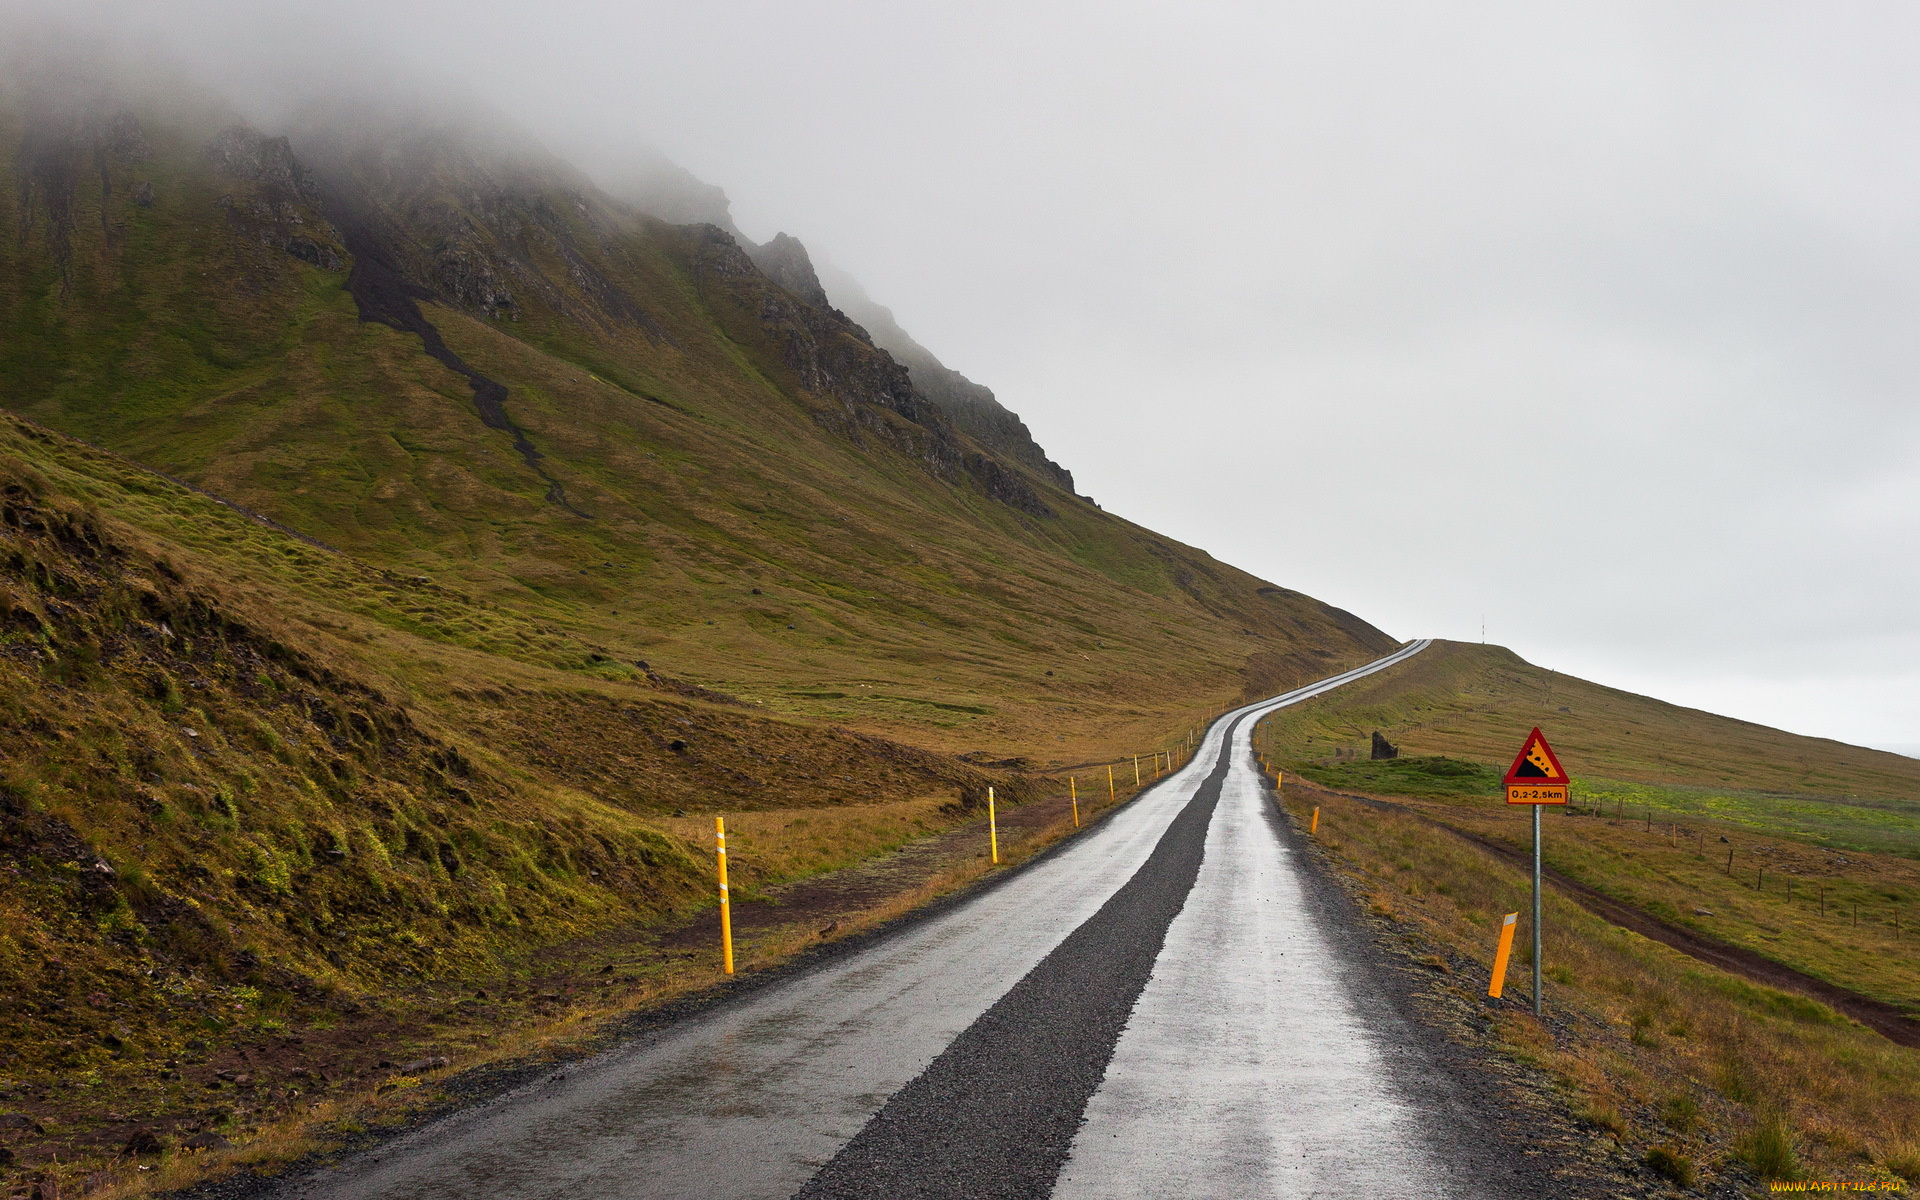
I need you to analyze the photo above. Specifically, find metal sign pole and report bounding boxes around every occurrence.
[1502,726,1565,1018]
[1532,803,1543,1016]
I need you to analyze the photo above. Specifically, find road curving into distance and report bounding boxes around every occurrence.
[267,638,1548,1199]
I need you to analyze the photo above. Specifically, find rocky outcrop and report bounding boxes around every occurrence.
[749,232,836,311]
[817,261,1076,492]
[206,124,345,271]
[908,356,1075,493]
[1371,731,1399,760]
[692,226,1056,518]
[208,125,321,198]
[203,114,1056,521]
[285,114,678,340]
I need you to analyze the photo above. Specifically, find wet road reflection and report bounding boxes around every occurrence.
[279,738,1220,1200]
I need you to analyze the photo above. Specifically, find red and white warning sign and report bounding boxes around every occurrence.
[1503,727,1569,805]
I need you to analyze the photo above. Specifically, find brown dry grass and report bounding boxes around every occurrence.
[1400,794,1920,1016]
[54,765,1151,1199]
[1284,784,1920,1190]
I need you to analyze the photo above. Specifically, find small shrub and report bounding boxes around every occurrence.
[1644,1145,1697,1189]
[150,670,184,712]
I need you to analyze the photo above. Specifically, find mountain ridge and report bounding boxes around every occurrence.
[0,72,1404,771]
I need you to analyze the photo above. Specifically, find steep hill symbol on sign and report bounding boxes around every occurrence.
[1504,728,1567,784]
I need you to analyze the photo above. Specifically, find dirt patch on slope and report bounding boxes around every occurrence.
[457,686,1029,816]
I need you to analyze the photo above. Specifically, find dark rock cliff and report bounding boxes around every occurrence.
[816,259,1077,493]
[706,227,1058,517]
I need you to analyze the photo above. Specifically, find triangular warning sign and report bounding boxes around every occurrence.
[1503,728,1567,785]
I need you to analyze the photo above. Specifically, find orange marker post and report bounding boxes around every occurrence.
[1488,912,1519,998]
[1310,806,1320,835]
[1107,763,1115,802]
[1070,776,1080,827]
[715,817,734,975]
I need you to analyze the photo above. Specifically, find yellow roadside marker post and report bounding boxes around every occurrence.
[1488,912,1520,998]
[1133,757,1141,786]
[1107,763,1115,802]
[715,817,734,975]
[1070,777,1080,827]
[988,785,999,864]
[1310,806,1319,835]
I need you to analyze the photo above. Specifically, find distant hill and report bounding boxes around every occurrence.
[1262,639,1920,805]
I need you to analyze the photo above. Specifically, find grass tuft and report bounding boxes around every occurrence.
[1880,1142,1920,1184]
[1644,1144,1697,1190]
[1735,1109,1800,1181]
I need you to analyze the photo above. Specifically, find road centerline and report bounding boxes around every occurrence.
[1053,711,1452,1198]
[793,728,1244,1200]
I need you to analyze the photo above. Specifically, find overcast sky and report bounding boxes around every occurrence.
[17,0,1920,751]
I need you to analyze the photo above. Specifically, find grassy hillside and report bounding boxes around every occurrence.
[0,411,1102,1184]
[0,410,1045,1022]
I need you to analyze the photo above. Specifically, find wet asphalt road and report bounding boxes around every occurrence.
[268,640,1550,1200]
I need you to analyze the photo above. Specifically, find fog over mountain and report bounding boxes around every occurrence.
[6,0,1917,748]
